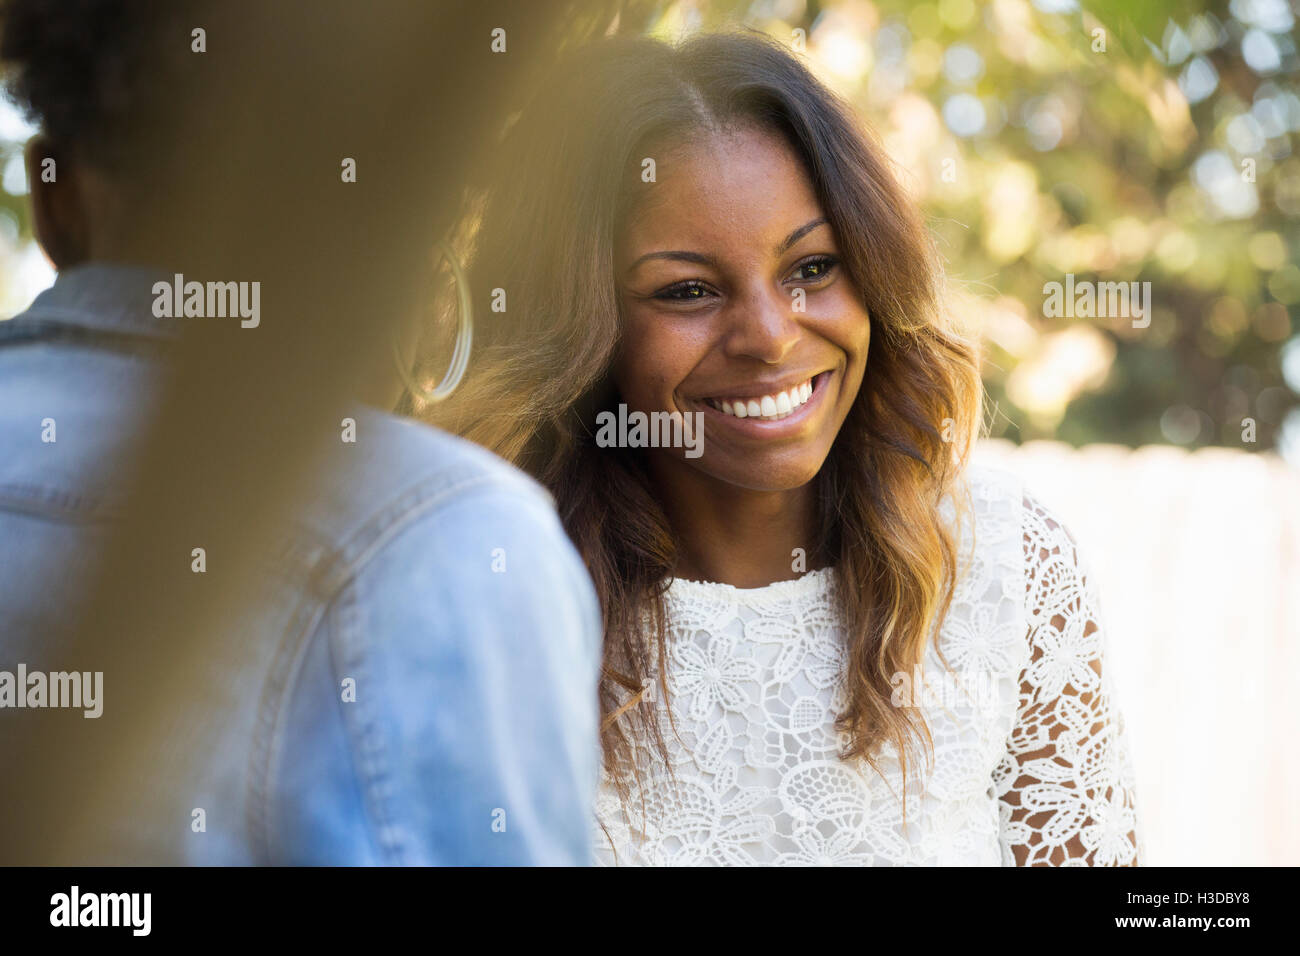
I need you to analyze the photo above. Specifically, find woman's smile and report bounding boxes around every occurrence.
[683,369,836,439]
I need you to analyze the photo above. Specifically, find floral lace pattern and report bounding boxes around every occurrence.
[593,464,1141,866]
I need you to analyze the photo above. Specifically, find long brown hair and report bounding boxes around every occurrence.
[425,30,982,800]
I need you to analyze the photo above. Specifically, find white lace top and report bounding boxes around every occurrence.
[593,464,1142,866]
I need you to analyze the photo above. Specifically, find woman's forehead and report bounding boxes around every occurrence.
[618,126,825,259]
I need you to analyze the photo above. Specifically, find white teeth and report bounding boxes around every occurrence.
[705,377,816,421]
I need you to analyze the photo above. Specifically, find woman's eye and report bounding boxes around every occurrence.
[792,256,837,282]
[655,281,713,301]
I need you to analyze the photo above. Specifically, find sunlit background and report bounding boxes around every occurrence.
[2,0,1297,865]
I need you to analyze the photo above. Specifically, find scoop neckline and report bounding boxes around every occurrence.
[665,564,836,601]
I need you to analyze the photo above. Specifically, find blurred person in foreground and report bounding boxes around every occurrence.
[0,0,606,864]
[434,32,1143,866]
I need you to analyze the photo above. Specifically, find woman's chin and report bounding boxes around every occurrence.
[689,456,826,494]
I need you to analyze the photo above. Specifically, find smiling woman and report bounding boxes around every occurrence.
[613,123,869,506]
[430,30,1140,867]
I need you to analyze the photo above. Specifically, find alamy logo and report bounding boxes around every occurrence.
[152,273,260,328]
[50,886,150,936]
[1043,273,1151,328]
[890,666,1001,712]
[595,404,704,458]
[0,664,102,718]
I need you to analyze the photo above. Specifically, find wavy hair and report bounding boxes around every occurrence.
[424,30,983,803]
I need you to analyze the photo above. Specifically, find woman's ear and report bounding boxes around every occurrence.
[25,136,91,269]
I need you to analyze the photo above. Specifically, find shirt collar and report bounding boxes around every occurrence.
[19,262,180,339]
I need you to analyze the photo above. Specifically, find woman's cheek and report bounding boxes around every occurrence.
[805,302,867,362]
[613,318,670,409]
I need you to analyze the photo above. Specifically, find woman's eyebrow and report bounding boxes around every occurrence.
[777,217,829,254]
[624,217,828,275]
[625,249,719,273]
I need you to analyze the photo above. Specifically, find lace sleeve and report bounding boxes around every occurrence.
[995,492,1141,866]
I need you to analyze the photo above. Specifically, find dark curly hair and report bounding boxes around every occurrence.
[0,0,203,170]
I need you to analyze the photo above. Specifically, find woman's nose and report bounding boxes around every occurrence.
[720,283,801,364]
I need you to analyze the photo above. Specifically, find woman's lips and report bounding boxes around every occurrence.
[705,377,813,421]
[689,371,832,436]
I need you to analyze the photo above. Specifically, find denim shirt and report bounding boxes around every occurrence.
[0,263,602,864]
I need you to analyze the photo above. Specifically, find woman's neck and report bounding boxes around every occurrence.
[648,455,821,589]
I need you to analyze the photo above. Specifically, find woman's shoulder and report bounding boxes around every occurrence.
[953,458,1103,629]
[947,459,1099,606]
[943,460,1025,561]
[956,459,1024,513]
[953,460,1080,552]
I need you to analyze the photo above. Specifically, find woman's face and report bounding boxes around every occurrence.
[613,124,870,493]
